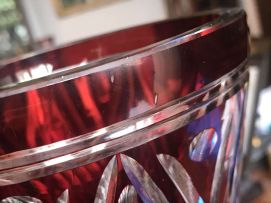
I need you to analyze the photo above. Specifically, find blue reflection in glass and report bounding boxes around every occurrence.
[189,128,218,162]
[198,196,204,203]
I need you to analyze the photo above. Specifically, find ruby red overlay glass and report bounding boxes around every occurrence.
[0,8,248,203]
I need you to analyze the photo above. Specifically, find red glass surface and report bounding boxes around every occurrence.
[0,106,221,202]
[0,9,248,203]
[0,90,246,203]
[0,12,247,154]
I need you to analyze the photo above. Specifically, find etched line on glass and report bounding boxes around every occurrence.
[94,156,118,203]
[118,185,138,203]
[1,196,42,203]
[57,189,69,203]
[120,154,169,203]
[157,154,203,203]
[210,100,233,203]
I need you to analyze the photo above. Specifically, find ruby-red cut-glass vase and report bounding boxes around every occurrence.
[0,8,249,203]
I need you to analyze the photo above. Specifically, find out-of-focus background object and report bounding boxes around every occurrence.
[19,0,169,47]
[0,0,31,60]
[0,0,271,202]
[52,0,127,17]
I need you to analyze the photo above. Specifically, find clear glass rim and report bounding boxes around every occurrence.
[0,59,249,185]
[0,8,245,98]
[0,8,248,186]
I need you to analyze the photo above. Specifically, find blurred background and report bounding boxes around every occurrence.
[0,0,270,202]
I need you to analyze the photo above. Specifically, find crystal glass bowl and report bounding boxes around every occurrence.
[0,8,248,203]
